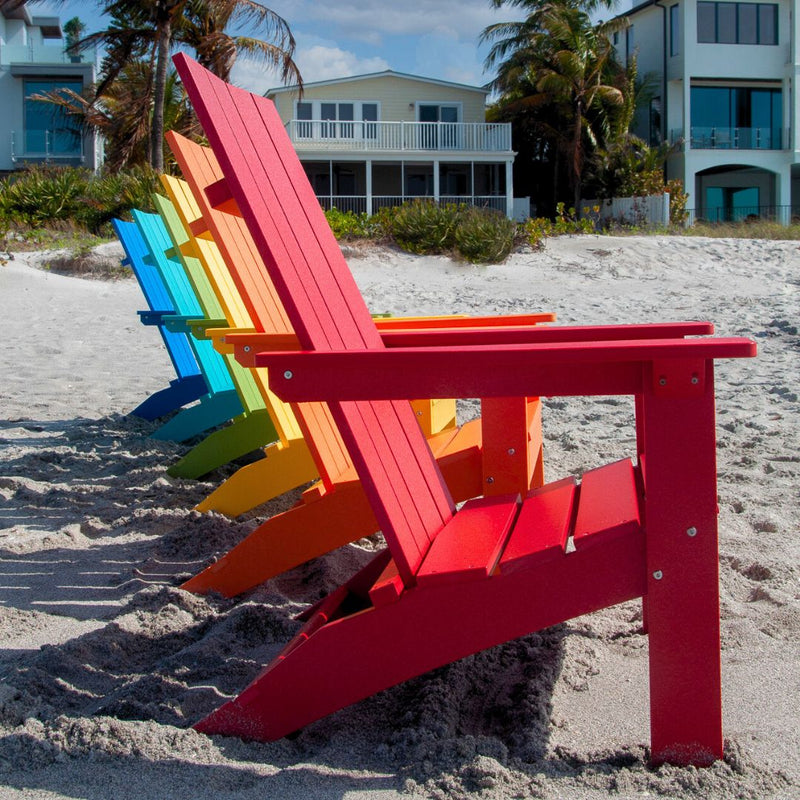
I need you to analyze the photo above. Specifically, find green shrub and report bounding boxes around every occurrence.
[324,207,373,239]
[523,216,553,249]
[454,206,515,263]
[0,166,90,226]
[392,200,463,254]
[0,165,160,233]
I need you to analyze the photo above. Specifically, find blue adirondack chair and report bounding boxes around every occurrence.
[116,216,243,442]
[113,219,207,420]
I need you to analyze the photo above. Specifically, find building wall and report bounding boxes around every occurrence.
[269,74,488,125]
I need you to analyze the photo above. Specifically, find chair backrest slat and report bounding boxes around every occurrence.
[175,54,455,583]
[167,132,352,486]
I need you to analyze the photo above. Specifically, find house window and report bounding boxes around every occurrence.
[650,97,662,144]
[625,25,635,63]
[669,5,680,55]
[24,78,83,155]
[696,2,778,45]
[294,100,380,139]
[691,85,782,148]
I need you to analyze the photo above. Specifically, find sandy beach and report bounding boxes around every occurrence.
[0,234,798,799]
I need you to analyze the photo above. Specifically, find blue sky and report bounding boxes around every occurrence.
[34,1,624,92]
[32,1,530,90]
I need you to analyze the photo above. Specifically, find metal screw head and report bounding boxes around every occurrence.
[416,410,423,416]
[687,526,698,537]
[284,370,293,379]
[658,376,667,386]
[691,375,699,385]
[486,476,495,484]
[244,345,251,353]
[652,570,663,580]
[508,448,516,455]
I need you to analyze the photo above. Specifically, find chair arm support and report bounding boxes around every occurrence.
[256,337,756,402]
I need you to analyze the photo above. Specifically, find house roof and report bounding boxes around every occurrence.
[266,70,489,98]
[614,0,662,21]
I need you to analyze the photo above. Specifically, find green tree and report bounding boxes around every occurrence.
[483,0,628,212]
[73,0,301,170]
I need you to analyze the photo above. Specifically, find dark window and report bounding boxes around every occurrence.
[670,5,680,55]
[758,4,777,44]
[738,3,758,43]
[717,3,736,42]
[24,78,84,155]
[691,85,782,149]
[697,2,716,41]
[696,2,778,45]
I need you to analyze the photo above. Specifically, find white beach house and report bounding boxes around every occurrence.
[266,71,516,218]
[0,2,98,174]
[616,0,798,221]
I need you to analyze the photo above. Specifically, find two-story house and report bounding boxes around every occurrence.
[617,0,797,222]
[266,71,516,218]
[0,2,98,174]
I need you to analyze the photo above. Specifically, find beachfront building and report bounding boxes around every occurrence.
[266,71,516,218]
[0,2,98,174]
[615,0,798,222]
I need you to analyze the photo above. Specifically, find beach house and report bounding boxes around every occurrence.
[266,71,517,218]
[616,0,798,221]
[0,2,98,174]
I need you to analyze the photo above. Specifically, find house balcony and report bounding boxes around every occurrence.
[672,127,787,151]
[11,129,84,165]
[287,120,513,153]
[0,43,96,66]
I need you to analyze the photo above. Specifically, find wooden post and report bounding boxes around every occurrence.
[641,358,722,766]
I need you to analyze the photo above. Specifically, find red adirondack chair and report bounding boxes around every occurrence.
[174,53,756,767]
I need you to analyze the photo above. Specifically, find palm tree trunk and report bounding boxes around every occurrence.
[573,100,583,213]
[150,17,171,171]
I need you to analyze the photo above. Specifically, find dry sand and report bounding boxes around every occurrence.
[0,235,798,799]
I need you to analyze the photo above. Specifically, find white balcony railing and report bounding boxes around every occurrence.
[0,43,96,66]
[287,120,512,153]
[672,126,786,150]
[11,130,85,164]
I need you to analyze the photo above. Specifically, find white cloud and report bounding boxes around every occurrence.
[296,46,390,83]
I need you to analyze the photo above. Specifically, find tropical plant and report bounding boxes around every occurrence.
[68,1,301,170]
[483,0,629,213]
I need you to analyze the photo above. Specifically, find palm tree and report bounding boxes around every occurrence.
[483,0,627,211]
[73,0,301,170]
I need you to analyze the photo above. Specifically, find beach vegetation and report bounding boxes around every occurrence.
[0,164,159,233]
[454,206,516,263]
[484,0,631,216]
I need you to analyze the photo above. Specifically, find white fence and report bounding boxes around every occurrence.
[582,193,671,227]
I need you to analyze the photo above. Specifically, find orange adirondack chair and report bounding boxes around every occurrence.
[165,133,553,598]
[174,53,756,766]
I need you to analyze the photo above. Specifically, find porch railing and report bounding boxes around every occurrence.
[288,120,512,153]
[0,43,96,66]
[11,130,84,164]
[317,195,508,216]
[671,126,786,150]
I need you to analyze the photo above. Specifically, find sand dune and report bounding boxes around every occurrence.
[0,236,797,799]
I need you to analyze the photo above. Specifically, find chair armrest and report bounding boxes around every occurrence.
[255,336,756,402]
[228,322,715,367]
[162,314,203,333]
[373,312,556,330]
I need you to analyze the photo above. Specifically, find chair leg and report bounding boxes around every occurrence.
[195,438,317,516]
[167,408,278,478]
[150,389,243,442]
[195,527,644,741]
[641,363,723,766]
[129,374,207,420]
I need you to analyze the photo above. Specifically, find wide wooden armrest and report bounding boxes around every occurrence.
[373,312,556,330]
[255,336,756,402]
[186,317,228,340]
[137,309,173,326]
[162,314,203,333]
[228,322,715,367]
[379,321,714,348]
